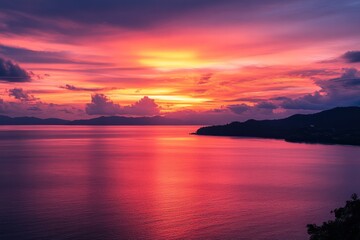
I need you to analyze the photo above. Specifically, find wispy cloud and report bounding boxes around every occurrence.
[8,88,38,101]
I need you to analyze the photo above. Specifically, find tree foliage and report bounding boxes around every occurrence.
[307,194,360,240]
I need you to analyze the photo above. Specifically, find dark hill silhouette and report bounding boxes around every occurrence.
[195,107,360,146]
[0,115,193,125]
[0,115,69,125]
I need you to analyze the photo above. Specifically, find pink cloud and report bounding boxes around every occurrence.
[85,94,160,116]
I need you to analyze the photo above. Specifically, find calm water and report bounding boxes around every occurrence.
[0,126,359,240]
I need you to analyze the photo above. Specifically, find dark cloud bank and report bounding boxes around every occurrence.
[0,57,32,82]
[228,68,360,116]
[0,0,359,38]
[343,51,360,63]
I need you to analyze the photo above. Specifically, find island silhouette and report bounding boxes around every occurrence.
[195,106,360,146]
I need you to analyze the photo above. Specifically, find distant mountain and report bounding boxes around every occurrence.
[0,115,69,125]
[0,115,190,125]
[69,116,187,125]
[195,107,360,146]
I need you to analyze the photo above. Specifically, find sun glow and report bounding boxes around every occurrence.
[138,50,215,70]
[109,88,211,110]
[152,95,210,103]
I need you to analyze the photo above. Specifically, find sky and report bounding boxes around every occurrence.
[0,0,360,124]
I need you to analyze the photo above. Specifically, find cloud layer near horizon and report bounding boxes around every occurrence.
[85,94,160,116]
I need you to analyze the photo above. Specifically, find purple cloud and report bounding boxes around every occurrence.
[0,45,110,65]
[228,104,251,114]
[85,94,122,115]
[0,57,32,82]
[0,97,83,119]
[343,51,360,63]
[122,96,160,116]
[61,84,109,92]
[227,102,279,118]
[255,101,277,109]
[281,68,360,110]
[8,88,37,102]
[85,94,160,116]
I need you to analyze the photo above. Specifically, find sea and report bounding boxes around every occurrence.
[0,126,359,240]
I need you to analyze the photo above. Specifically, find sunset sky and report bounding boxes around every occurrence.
[1,0,360,123]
